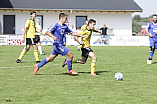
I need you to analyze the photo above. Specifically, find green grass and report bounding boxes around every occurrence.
[0,45,157,104]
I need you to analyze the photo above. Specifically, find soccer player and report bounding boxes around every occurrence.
[16,11,43,63]
[146,14,157,64]
[62,19,102,76]
[35,18,45,55]
[77,20,89,50]
[34,13,87,75]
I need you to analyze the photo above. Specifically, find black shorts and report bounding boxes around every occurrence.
[35,35,40,43]
[81,47,93,58]
[26,38,37,45]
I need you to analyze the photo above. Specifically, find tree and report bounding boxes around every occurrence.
[133,15,141,22]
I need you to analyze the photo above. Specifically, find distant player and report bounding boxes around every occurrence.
[16,11,43,63]
[62,19,101,76]
[146,14,157,64]
[34,13,87,75]
[35,18,45,55]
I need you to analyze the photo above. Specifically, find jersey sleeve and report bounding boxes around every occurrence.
[49,24,57,34]
[146,23,151,31]
[81,25,87,30]
[65,26,72,33]
[25,19,30,27]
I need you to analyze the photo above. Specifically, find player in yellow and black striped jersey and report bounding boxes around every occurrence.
[16,11,43,63]
[62,19,102,76]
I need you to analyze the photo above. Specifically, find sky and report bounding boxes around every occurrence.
[132,0,157,17]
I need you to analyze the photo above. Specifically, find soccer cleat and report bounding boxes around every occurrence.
[34,64,39,75]
[16,59,22,63]
[90,73,98,76]
[36,61,41,63]
[147,59,152,64]
[62,58,68,68]
[67,70,78,75]
[40,51,46,55]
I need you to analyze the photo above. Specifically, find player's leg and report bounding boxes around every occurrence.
[34,54,57,75]
[64,51,78,75]
[32,44,40,63]
[38,42,45,55]
[101,35,105,45]
[88,52,97,76]
[16,39,31,63]
[105,35,107,45]
[147,41,155,64]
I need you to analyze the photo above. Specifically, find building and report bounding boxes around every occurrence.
[0,0,142,36]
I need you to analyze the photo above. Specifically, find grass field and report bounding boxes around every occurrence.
[0,45,157,104]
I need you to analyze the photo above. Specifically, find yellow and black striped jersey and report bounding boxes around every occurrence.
[25,19,36,38]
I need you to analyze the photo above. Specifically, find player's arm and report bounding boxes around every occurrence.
[66,26,88,38]
[146,23,153,37]
[45,31,57,41]
[71,32,88,38]
[22,27,27,43]
[74,36,84,45]
[35,27,45,36]
[22,20,30,43]
[93,28,102,34]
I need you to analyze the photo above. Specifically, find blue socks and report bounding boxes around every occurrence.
[67,59,72,71]
[149,51,154,60]
[38,58,48,69]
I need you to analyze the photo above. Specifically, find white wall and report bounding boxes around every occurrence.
[0,10,132,36]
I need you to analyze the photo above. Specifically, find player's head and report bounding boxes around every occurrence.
[36,18,40,24]
[88,19,96,29]
[85,20,88,25]
[59,13,67,23]
[104,24,106,27]
[153,14,157,23]
[65,22,69,26]
[30,11,36,19]
[77,26,81,30]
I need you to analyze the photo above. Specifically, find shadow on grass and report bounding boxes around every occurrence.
[152,62,157,64]
[36,71,112,76]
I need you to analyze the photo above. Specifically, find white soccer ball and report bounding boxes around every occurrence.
[115,72,123,80]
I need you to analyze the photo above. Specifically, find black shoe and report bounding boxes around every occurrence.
[16,59,22,63]
[36,61,41,63]
[40,52,46,55]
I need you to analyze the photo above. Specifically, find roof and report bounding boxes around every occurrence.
[0,0,142,12]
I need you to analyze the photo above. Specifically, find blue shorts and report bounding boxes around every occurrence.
[150,40,157,49]
[51,43,69,56]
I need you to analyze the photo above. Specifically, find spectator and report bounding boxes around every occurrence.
[100,24,108,45]
[140,28,147,36]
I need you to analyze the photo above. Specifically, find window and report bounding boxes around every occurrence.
[76,16,87,29]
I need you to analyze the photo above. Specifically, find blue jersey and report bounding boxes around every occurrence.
[49,23,72,45]
[147,22,157,42]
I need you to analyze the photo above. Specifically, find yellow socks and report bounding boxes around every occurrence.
[18,50,26,60]
[91,60,96,74]
[72,59,80,63]
[34,50,39,61]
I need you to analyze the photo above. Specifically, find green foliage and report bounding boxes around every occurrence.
[133,15,141,22]
[1,46,157,104]
[132,15,152,34]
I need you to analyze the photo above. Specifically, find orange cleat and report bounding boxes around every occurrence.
[67,70,78,75]
[90,73,98,76]
[34,64,39,75]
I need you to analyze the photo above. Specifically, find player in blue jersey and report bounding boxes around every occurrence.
[34,13,87,75]
[146,14,157,64]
